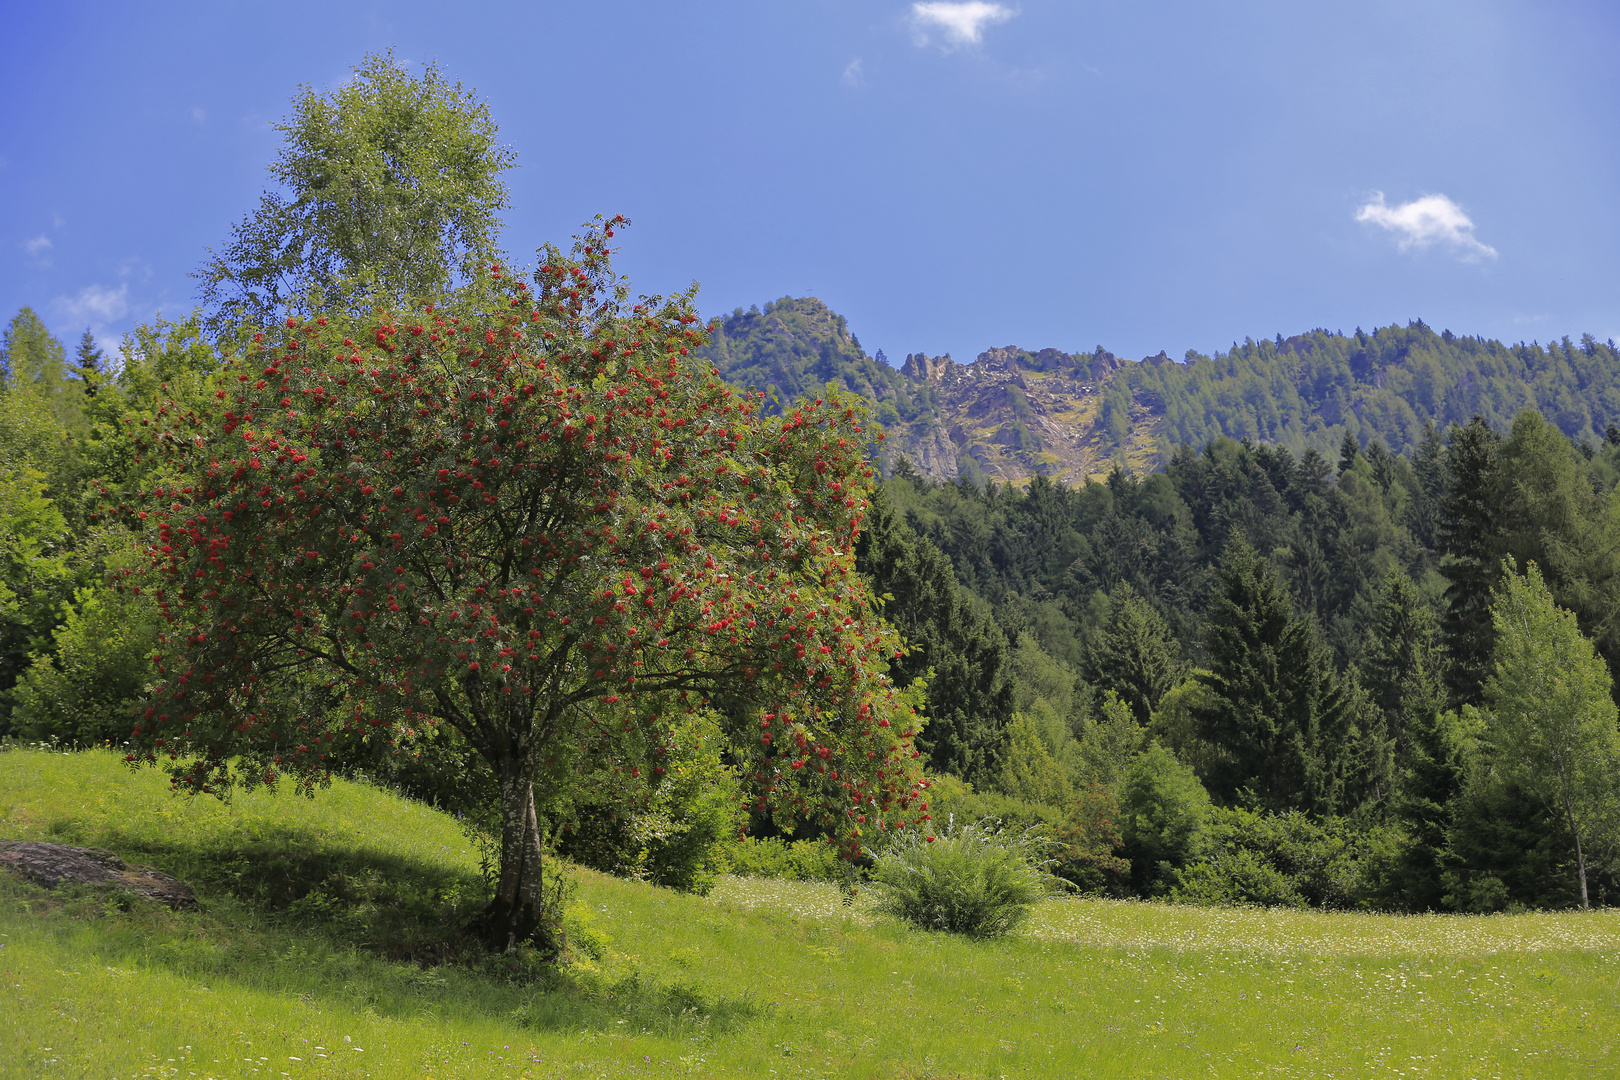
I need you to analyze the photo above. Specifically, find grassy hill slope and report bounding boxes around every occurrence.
[4,748,1620,1078]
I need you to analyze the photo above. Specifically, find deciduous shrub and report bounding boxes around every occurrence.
[13,584,156,746]
[925,774,1064,836]
[1119,742,1211,894]
[872,818,1056,937]
[552,714,740,895]
[1168,806,1399,909]
[1054,783,1129,893]
[718,835,844,881]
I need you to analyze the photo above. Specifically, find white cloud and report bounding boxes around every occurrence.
[842,58,865,88]
[911,2,1014,50]
[22,235,52,258]
[190,105,207,124]
[56,282,131,324]
[1355,191,1497,261]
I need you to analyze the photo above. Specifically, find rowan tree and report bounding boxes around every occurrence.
[113,219,928,950]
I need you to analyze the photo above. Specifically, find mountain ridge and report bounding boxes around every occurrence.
[698,296,1620,487]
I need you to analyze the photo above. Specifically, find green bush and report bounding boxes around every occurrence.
[872,818,1056,937]
[1167,806,1399,909]
[718,835,845,881]
[13,584,156,746]
[552,713,740,895]
[1119,742,1211,894]
[1170,847,1305,907]
[925,774,1064,836]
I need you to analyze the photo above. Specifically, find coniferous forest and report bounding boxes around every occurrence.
[857,412,1620,912]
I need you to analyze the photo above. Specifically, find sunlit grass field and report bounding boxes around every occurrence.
[3,747,1618,1079]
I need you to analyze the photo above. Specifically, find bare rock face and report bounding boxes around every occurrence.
[0,840,198,910]
[882,342,1171,486]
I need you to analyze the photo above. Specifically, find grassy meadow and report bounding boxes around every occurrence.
[2,747,1618,1079]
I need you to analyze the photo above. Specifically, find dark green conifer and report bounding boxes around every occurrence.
[1090,585,1183,724]
[855,488,1015,782]
[1363,570,1456,907]
[1337,430,1361,475]
[1193,536,1363,812]
[74,329,104,396]
[1438,417,1505,705]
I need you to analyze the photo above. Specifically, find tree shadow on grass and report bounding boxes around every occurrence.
[12,817,762,1038]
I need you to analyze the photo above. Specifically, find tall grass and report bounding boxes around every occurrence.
[4,747,1620,1078]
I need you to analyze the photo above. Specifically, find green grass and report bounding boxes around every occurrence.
[3,747,1620,1078]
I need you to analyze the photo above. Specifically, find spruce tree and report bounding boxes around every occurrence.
[1337,430,1361,475]
[1090,585,1183,724]
[1438,417,1505,705]
[1194,536,1360,811]
[856,487,1015,782]
[1406,420,1445,555]
[73,329,104,396]
[1364,569,1457,908]
[1363,569,1443,752]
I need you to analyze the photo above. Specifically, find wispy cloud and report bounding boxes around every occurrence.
[842,57,865,88]
[911,2,1015,50]
[1355,191,1497,261]
[56,282,131,323]
[22,235,52,263]
[190,105,207,124]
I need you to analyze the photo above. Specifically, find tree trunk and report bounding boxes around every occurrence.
[1563,791,1590,910]
[488,757,549,952]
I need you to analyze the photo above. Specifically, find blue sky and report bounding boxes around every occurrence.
[3,1,1617,368]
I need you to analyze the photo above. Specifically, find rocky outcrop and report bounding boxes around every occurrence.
[888,420,962,480]
[901,352,957,382]
[883,342,1169,486]
[0,840,198,909]
[701,295,1172,488]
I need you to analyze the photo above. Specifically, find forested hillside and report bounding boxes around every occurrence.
[700,298,1620,487]
[849,411,1620,912]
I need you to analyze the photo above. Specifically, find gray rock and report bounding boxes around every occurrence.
[0,840,198,910]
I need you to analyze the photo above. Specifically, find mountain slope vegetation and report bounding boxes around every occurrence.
[699,298,1620,487]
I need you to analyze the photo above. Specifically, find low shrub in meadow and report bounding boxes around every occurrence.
[871,818,1057,937]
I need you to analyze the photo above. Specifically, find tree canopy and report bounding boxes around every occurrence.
[1479,560,1620,908]
[196,52,515,334]
[117,221,926,948]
